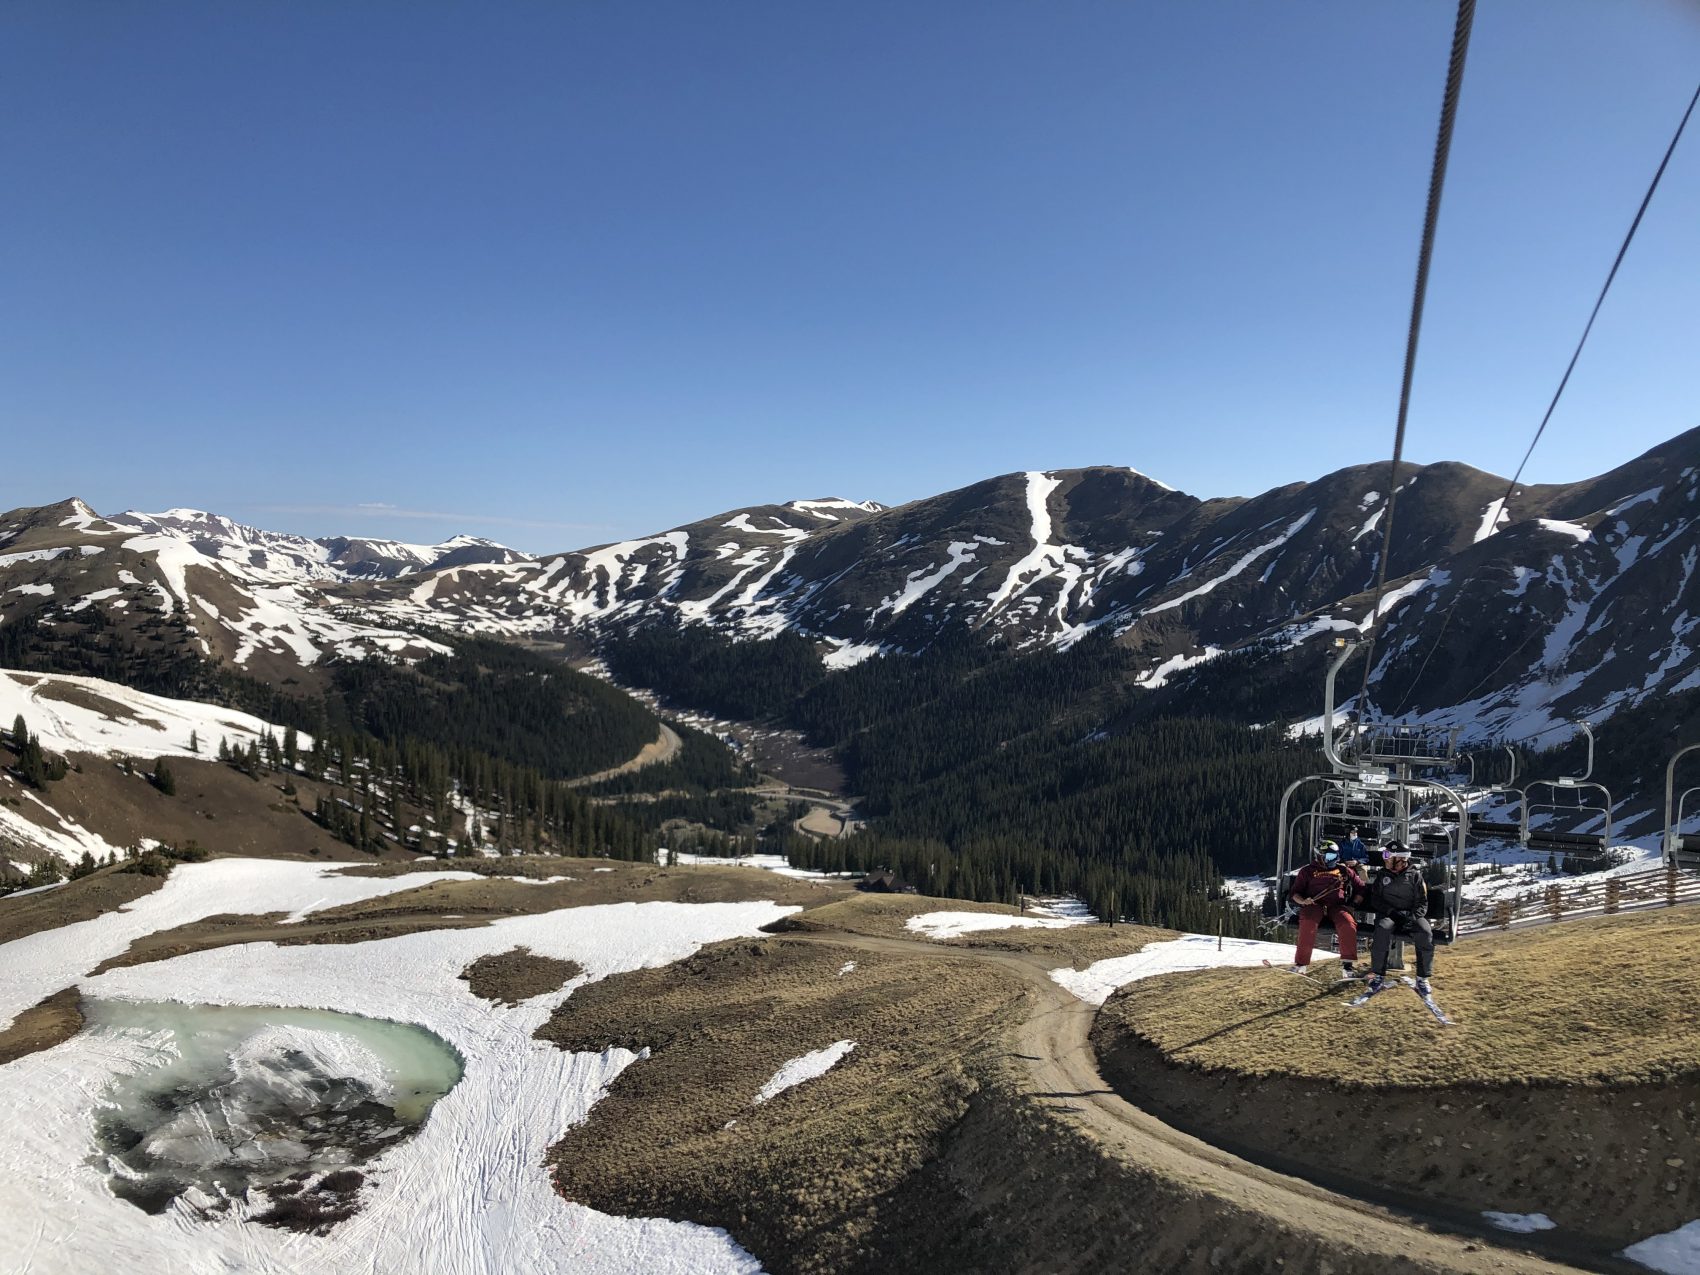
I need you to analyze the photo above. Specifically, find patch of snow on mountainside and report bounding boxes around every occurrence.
[1623,1218,1700,1274]
[1474,498,1511,544]
[1141,510,1315,618]
[723,513,809,542]
[1136,646,1225,688]
[0,547,75,568]
[822,640,883,670]
[873,541,980,621]
[1536,519,1591,542]
[1050,934,1303,1006]
[0,669,311,766]
[984,472,1077,617]
[906,911,1091,939]
[3,877,785,1275]
[1126,466,1176,492]
[786,498,883,520]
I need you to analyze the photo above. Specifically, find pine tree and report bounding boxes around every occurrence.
[189,729,199,754]
[283,725,299,768]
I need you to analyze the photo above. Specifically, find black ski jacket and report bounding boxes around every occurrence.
[1367,867,1427,920]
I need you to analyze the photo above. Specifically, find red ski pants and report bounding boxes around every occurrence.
[1295,902,1357,965]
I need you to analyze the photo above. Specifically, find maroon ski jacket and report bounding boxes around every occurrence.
[1288,862,1365,907]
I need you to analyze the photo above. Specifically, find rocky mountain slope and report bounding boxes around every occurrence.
[4,427,1698,745]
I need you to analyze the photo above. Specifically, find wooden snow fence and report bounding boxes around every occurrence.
[1460,863,1700,936]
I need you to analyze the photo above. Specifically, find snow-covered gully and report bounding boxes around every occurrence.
[791,930,1587,1275]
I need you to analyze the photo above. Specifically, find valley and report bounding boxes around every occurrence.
[4,430,1700,1275]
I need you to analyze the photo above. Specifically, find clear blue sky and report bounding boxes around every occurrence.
[3,1,1697,552]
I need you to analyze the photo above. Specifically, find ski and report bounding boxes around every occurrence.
[1348,980,1392,1007]
[1400,977,1455,1025]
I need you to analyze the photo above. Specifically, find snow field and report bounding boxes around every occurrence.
[0,860,481,1032]
[905,910,1092,940]
[1049,934,1307,1007]
[0,669,310,764]
[2,861,797,1274]
[1624,1219,1700,1275]
[1482,1211,1557,1233]
[753,1041,856,1104]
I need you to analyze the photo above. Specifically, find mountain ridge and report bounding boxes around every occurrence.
[5,425,1698,748]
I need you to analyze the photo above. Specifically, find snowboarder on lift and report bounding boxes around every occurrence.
[1365,842,1435,994]
[1287,840,1365,977]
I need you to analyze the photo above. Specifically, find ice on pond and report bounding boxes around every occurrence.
[85,1000,461,1219]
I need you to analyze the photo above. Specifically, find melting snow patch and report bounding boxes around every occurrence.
[1484,1212,1558,1234]
[1624,1219,1700,1274]
[1050,934,1304,1006]
[1474,498,1511,544]
[0,669,310,763]
[1536,519,1591,543]
[906,910,1090,939]
[837,962,856,976]
[753,1041,856,1104]
[4,884,790,1275]
[823,640,883,670]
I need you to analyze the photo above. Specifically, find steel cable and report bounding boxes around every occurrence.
[1392,79,1700,715]
[1354,0,1477,721]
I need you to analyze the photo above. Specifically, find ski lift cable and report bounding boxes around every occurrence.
[1392,79,1700,717]
[1355,0,1478,723]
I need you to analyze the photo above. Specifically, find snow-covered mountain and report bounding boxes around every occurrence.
[0,501,532,677]
[3,426,1698,743]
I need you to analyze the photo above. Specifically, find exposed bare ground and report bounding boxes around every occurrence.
[461,947,582,1006]
[566,722,682,788]
[542,893,1590,1275]
[0,988,83,1065]
[1092,907,1700,1255]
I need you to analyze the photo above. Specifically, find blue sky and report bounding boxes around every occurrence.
[3,1,1697,552]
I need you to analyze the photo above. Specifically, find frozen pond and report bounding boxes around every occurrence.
[85,999,461,1220]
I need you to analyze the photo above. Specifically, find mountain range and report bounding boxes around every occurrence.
[4,427,1697,751]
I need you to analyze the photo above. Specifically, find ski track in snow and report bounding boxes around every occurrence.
[2,859,791,1275]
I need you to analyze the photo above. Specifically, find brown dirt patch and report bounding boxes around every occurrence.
[0,987,83,1064]
[0,868,161,946]
[460,946,582,1006]
[540,935,1026,1274]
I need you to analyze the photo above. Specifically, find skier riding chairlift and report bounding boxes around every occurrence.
[1364,842,1436,995]
[1285,840,1365,978]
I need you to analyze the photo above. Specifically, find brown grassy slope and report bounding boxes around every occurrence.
[1102,907,1700,1086]
[460,947,582,1006]
[1092,908,1700,1253]
[1,752,391,868]
[782,892,1175,965]
[540,934,1028,1274]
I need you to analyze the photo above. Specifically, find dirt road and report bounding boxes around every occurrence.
[566,723,681,788]
[794,931,1599,1275]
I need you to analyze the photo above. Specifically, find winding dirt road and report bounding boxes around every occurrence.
[794,931,1602,1275]
[566,723,682,788]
